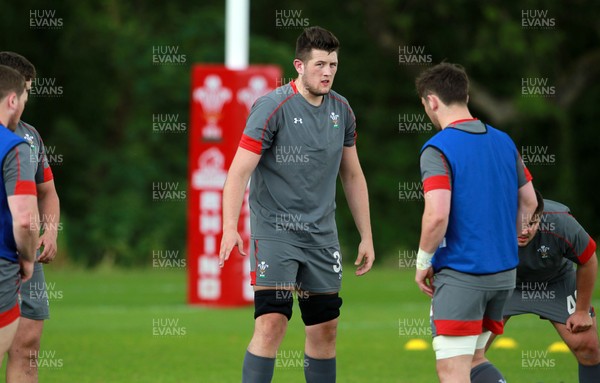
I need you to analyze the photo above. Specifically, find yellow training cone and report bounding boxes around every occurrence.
[548,341,570,353]
[491,337,518,349]
[404,338,429,350]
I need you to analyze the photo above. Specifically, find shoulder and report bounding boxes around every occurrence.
[0,126,26,146]
[543,199,570,214]
[540,200,578,235]
[421,130,447,152]
[328,90,352,110]
[17,120,39,134]
[262,84,296,105]
[16,120,43,143]
[486,125,515,144]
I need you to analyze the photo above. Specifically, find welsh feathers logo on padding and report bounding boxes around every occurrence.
[329,112,339,128]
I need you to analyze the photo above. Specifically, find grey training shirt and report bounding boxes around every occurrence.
[516,199,596,284]
[239,81,356,248]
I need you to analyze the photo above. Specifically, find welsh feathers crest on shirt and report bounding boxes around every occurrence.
[329,112,339,128]
[537,245,550,259]
[23,133,38,163]
[23,133,35,148]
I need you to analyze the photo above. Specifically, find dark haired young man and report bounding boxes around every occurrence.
[0,52,60,383]
[0,64,39,367]
[480,190,599,382]
[219,26,374,383]
[414,62,537,382]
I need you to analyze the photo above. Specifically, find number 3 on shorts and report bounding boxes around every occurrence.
[332,251,342,273]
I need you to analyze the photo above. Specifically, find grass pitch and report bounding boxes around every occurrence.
[0,266,593,382]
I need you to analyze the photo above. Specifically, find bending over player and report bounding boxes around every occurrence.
[478,190,599,382]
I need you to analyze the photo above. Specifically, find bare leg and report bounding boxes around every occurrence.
[0,318,20,367]
[7,318,44,383]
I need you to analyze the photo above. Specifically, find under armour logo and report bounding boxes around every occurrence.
[293,118,303,124]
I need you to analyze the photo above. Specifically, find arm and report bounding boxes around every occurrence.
[567,252,597,333]
[4,143,38,281]
[36,180,60,263]
[8,195,39,281]
[415,189,451,297]
[339,146,374,276]
[418,189,451,253]
[218,148,261,267]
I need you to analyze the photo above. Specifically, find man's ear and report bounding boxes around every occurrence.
[426,94,439,111]
[293,59,304,76]
[7,93,18,111]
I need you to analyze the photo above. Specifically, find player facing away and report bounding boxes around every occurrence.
[0,65,39,365]
[0,52,61,383]
[479,190,599,382]
[413,62,537,383]
[219,26,375,383]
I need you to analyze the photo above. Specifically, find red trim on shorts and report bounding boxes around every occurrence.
[579,236,597,265]
[43,166,54,182]
[447,118,479,127]
[483,317,504,335]
[433,319,482,336]
[0,301,20,328]
[14,180,37,196]
[250,239,259,285]
[239,134,262,155]
[423,175,450,193]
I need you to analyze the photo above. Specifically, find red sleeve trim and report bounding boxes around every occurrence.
[578,236,597,264]
[524,166,533,182]
[0,301,20,327]
[239,134,262,155]
[14,180,37,196]
[43,166,54,182]
[289,80,298,94]
[423,175,450,193]
[13,147,37,195]
[344,131,357,147]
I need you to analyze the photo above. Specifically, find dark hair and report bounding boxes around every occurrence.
[0,52,36,81]
[0,64,26,101]
[533,189,544,218]
[295,26,339,62]
[415,62,469,105]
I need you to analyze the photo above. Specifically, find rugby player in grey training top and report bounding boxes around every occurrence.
[219,26,374,383]
[478,190,599,383]
[0,52,61,383]
[0,64,39,370]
